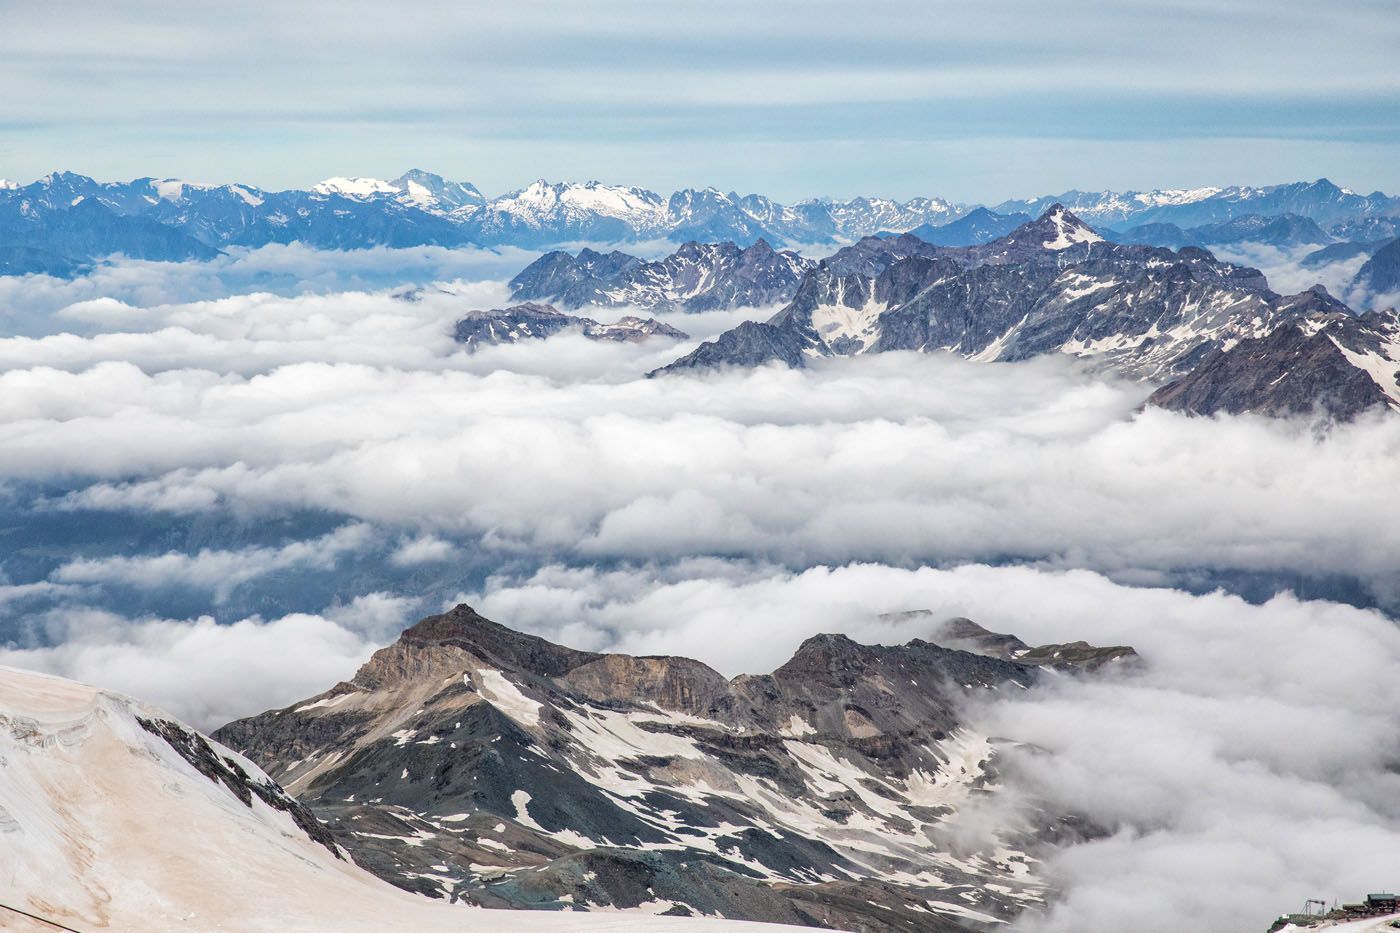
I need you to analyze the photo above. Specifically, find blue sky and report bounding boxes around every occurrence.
[2,0,1399,202]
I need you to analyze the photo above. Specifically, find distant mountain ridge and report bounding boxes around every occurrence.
[452,302,688,350]
[509,239,815,312]
[652,206,1400,421]
[2,171,1398,275]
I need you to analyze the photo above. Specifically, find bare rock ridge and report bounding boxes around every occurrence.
[216,603,1136,931]
[136,714,344,858]
[890,612,1139,673]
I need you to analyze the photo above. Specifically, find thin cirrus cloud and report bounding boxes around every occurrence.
[2,1,1398,198]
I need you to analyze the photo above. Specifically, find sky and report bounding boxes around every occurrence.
[3,0,1400,201]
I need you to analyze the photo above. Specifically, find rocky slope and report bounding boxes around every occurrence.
[652,207,1400,418]
[453,302,688,351]
[1148,309,1400,419]
[509,240,816,312]
[216,604,1135,932]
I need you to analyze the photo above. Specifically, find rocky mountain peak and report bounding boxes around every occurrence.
[775,631,870,674]
[401,603,602,678]
[1023,203,1105,250]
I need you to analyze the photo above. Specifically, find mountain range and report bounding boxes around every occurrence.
[649,206,1400,420]
[211,604,1133,930]
[3,172,1400,274]
[1110,213,1336,250]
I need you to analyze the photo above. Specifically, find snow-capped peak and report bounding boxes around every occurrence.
[312,176,399,198]
[1040,204,1104,249]
[228,184,264,206]
[0,178,17,190]
[499,180,666,222]
[391,169,484,211]
[154,178,196,200]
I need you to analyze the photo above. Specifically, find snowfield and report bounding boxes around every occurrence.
[0,665,819,932]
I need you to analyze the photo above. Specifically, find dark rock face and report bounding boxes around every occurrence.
[0,244,88,277]
[217,604,1135,930]
[904,615,1139,674]
[1110,221,1191,248]
[1353,237,1400,295]
[137,715,343,858]
[1332,216,1400,243]
[656,206,1264,379]
[451,302,687,351]
[509,239,815,313]
[1148,312,1400,420]
[650,320,811,374]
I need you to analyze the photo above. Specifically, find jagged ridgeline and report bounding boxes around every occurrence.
[648,206,1400,421]
[215,604,1135,931]
[5,172,1400,274]
[507,240,816,313]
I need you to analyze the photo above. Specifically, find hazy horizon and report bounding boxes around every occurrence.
[3,0,1399,202]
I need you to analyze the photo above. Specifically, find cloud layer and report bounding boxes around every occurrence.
[4,285,1399,607]
[1,249,1398,931]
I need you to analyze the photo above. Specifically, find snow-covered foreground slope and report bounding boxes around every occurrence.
[0,665,813,932]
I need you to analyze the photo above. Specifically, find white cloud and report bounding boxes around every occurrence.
[1209,243,1373,307]
[389,534,458,566]
[323,591,424,639]
[11,353,1400,606]
[50,523,375,603]
[0,607,380,731]
[1,272,1398,607]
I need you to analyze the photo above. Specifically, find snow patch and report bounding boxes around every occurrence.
[474,669,542,727]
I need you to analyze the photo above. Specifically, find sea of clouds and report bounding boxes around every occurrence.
[1,245,1397,931]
